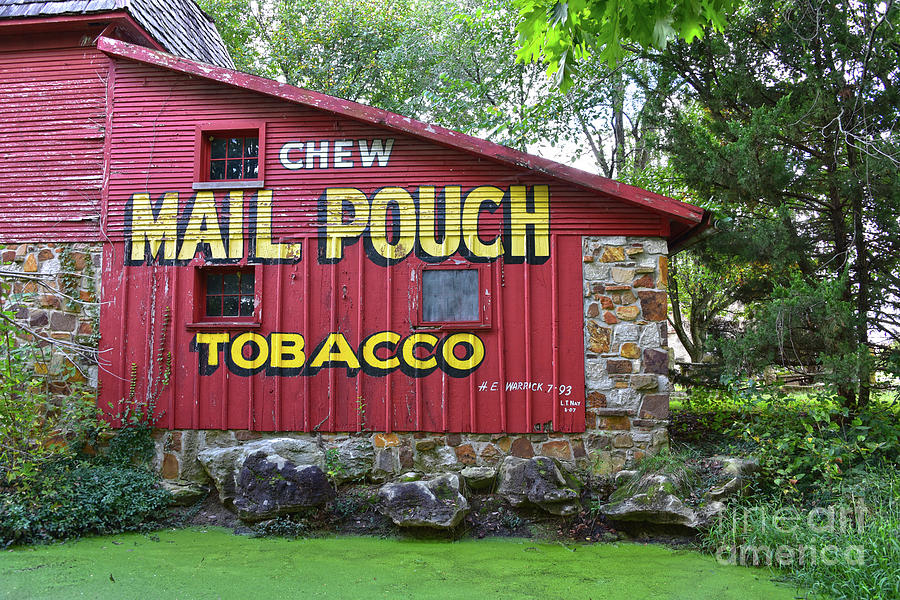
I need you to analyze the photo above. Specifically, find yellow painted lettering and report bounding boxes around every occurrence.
[254,190,302,261]
[129,192,178,261]
[401,333,438,371]
[269,333,305,369]
[441,333,486,371]
[195,333,229,367]
[309,333,361,369]
[324,188,370,260]
[360,331,401,370]
[462,186,503,258]
[230,332,269,371]
[418,186,461,258]
[509,185,550,258]
[369,187,416,260]
[227,190,244,259]
[178,191,227,260]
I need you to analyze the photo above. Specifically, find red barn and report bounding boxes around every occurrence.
[0,1,708,483]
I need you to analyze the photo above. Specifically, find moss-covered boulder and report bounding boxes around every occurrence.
[378,474,469,529]
[496,456,580,516]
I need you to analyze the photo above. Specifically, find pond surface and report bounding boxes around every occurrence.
[1,528,802,599]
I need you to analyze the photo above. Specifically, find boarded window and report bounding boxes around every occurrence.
[422,269,480,323]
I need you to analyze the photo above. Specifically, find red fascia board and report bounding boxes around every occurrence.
[96,36,705,227]
[0,12,163,51]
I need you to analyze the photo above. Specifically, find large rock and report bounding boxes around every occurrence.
[461,466,497,491]
[233,451,335,521]
[198,437,323,505]
[601,473,723,529]
[413,446,459,472]
[159,480,208,506]
[333,437,376,483]
[496,456,580,516]
[378,474,469,528]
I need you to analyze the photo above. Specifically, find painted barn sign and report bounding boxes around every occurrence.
[0,16,706,441]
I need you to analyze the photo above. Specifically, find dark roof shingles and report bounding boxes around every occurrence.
[0,0,233,68]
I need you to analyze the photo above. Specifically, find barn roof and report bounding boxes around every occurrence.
[0,0,233,69]
[96,35,710,249]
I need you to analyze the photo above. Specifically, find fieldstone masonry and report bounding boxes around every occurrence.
[582,235,671,473]
[0,243,102,388]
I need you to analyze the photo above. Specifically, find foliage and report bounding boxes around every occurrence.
[198,0,457,116]
[734,395,899,504]
[0,460,170,546]
[704,465,900,600]
[0,300,106,487]
[651,0,900,407]
[252,511,316,538]
[323,447,345,488]
[198,0,659,175]
[0,283,169,547]
[673,383,900,505]
[514,0,737,88]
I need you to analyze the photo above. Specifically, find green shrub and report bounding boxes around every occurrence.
[703,466,900,600]
[0,300,169,547]
[734,398,899,504]
[0,460,171,546]
[674,383,900,504]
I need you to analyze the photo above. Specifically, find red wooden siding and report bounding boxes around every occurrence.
[0,33,107,242]
[97,58,674,434]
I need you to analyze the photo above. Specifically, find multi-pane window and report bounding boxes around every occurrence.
[205,271,255,317]
[208,135,259,180]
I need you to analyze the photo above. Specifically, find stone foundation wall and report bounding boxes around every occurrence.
[152,429,611,484]
[0,242,102,388]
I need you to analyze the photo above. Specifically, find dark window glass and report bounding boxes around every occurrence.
[223,273,239,294]
[222,296,239,316]
[207,273,222,292]
[205,271,254,318]
[244,159,258,179]
[209,161,226,180]
[206,295,221,317]
[239,296,254,317]
[240,274,255,294]
[227,137,244,158]
[208,135,260,181]
[210,138,227,159]
[422,269,479,322]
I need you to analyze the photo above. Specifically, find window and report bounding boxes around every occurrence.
[204,270,255,318]
[193,121,266,190]
[415,264,491,329]
[208,134,258,180]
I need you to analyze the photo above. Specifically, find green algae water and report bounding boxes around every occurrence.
[1,528,800,599]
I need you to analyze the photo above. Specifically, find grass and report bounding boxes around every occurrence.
[0,528,803,599]
[703,467,900,600]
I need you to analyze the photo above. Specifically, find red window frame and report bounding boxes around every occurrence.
[193,120,267,184]
[187,264,262,330]
[413,262,492,330]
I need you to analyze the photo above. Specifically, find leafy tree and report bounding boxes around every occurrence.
[198,0,456,116]
[199,0,655,169]
[514,0,738,88]
[650,0,900,408]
